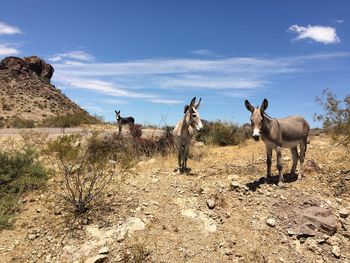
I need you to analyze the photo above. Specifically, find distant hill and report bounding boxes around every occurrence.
[0,56,96,128]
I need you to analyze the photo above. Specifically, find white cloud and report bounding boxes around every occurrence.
[190,49,220,57]
[49,51,94,62]
[332,19,344,24]
[0,43,20,56]
[149,99,183,104]
[289,24,340,44]
[0,22,22,35]
[51,51,350,106]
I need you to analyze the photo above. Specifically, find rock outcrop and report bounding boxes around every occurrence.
[0,55,93,127]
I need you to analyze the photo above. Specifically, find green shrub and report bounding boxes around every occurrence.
[45,134,115,215]
[0,148,49,229]
[315,90,350,149]
[41,112,102,128]
[11,117,35,128]
[196,120,246,146]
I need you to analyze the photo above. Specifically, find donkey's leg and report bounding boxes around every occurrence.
[265,146,272,181]
[290,147,299,175]
[183,143,190,172]
[177,147,182,171]
[118,123,122,135]
[276,146,283,183]
[299,140,306,179]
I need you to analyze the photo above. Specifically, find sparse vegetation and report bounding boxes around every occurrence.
[88,131,175,170]
[41,112,102,128]
[45,134,114,215]
[0,148,49,229]
[195,120,247,146]
[315,90,350,149]
[11,117,35,129]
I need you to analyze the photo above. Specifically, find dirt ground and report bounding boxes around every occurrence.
[0,133,349,263]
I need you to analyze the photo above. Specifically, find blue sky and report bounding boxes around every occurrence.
[1,0,350,127]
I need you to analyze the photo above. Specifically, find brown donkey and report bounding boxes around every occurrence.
[245,98,310,184]
[173,97,203,173]
[115,110,135,135]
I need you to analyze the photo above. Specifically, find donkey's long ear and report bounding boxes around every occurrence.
[115,110,117,114]
[184,105,189,114]
[189,97,196,107]
[194,98,201,109]
[261,98,268,112]
[245,100,254,113]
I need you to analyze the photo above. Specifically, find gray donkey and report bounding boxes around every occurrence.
[173,97,203,173]
[115,110,135,135]
[245,98,310,184]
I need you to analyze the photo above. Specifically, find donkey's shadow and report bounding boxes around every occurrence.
[246,173,298,191]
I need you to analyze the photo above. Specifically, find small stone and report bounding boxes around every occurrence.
[206,199,216,209]
[326,236,341,246]
[266,218,276,227]
[28,234,37,240]
[331,246,341,259]
[99,247,109,255]
[339,208,349,218]
[230,181,240,191]
[85,254,108,263]
[224,248,233,256]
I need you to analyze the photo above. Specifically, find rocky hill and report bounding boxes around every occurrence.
[0,56,92,128]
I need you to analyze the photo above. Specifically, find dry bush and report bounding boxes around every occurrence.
[19,129,49,149]
[45,133,115,215]
[315,90,350,149]
[11,116,35,128]
[41,112,103,128]
[88,131,175,170]
[196,120,247,146]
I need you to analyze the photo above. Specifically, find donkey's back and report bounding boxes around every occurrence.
[278,115,309,146]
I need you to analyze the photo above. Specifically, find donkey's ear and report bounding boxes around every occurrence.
[194,98,201,109]
[184,105,189,114]
[189,97,196,107]
[115,110,117,114]
[245,100,254,113]
[261,98,268,112]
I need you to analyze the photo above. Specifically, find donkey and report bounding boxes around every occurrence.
[115,110,135,135]
[245,98,310,184]
[173,97,203,173]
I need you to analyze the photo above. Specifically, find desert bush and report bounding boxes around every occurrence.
[88,131,175,170]
[20,130,49,148]
[0,148,48,229]
[11,116,35,128]
[45,134,114,215]
[196,120,246,146]
[315,90,350,149]
[41,112,102,128]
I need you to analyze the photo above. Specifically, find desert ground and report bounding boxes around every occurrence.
[0,130,349,263]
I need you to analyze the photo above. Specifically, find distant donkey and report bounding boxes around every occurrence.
[173,97,203,173]
[115,110,135,135]
[245,98,310,185]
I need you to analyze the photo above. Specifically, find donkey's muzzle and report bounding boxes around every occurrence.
[253,135,260,141]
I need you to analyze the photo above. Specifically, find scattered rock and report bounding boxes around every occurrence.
[230,181,240,191]
[302,206,338,235]
[116,217,146,241]
[99,247,109,255]
[85,254,108,263]
[304,159,321,173]
[266,218,276,227]
[206,199,216,209]
[339,208,349,218]
[331,246,341,259]
[287,222,316,238]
